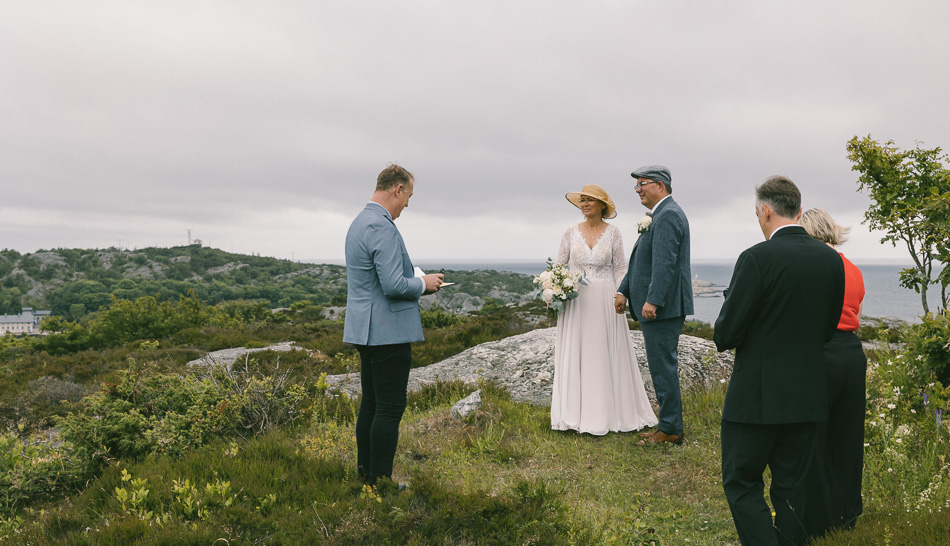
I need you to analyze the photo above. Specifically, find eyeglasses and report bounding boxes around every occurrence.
[634,180,659,192]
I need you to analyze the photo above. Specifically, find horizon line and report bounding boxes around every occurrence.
[308,257,918,266]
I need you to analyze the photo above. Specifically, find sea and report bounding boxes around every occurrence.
[413,260,942,325]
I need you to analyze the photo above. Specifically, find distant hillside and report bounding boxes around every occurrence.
[0,246,346,319]
[0,247,537,319]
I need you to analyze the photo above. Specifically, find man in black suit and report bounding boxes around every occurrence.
[714,176,845,546]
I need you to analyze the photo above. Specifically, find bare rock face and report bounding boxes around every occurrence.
[186,341,312,370]
[419,291,485,314]
[325,328,734,406]
[451,389,483,420]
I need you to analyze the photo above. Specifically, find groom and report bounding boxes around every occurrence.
[615,165,693,446]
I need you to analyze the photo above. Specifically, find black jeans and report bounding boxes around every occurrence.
[355,343,412,485]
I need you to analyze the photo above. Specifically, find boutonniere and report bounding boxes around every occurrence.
[636,215,652,234]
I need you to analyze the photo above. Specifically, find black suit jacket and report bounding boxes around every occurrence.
[714,225,845,424]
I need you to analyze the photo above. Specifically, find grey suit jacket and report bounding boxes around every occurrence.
[342,203,425,346]
[618,196,694,321]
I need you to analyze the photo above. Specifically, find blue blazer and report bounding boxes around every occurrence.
[342,203,425,346]
[618,196,694,321]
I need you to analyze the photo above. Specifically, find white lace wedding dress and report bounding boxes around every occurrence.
[550,223,658,435]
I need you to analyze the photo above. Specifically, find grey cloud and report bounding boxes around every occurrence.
[1,1,947,258]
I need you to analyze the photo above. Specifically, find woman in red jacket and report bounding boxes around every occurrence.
[800,208,867,537]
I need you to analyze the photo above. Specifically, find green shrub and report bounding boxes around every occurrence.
[681,320,713,340]
[857,322,904,344]
[59,358,311,464]
[904,313,950,385]
[59,364,240,462]
[0,430,92,516]
[420,307,467,329]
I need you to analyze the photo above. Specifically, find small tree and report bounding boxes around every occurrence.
[847,135,950,315]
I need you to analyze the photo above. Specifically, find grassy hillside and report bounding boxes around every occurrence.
[0,246,346,318]
[0,246,535,319]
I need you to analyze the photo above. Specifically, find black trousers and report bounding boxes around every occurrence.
[722,419,819,546]
[803,331,868,537]
[355,343,412,485]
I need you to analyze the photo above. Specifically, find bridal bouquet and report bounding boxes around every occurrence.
[533,259,586,313]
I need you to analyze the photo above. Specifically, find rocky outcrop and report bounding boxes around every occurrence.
[692,278,725,298]
[860,315,908,330]
[206,262,249,276]
[419,291,486,314]
[124,263,166,280]
[186,341,313,370]
[32,252,68,269]
[325,328,734,406]
[273,266,344,283]
[451,390,483,419]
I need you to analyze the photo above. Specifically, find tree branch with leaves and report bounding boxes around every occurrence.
[847,135,950,315]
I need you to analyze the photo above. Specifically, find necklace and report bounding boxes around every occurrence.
[580,222,606,248]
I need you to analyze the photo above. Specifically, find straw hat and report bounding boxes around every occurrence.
[565,184,617,219]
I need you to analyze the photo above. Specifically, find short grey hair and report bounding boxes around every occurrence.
[800,208,851,246]
[755,175,801,219]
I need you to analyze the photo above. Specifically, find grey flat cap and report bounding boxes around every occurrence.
[630,165,672,186]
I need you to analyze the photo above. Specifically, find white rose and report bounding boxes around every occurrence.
[539,271,553,283]
[541,289,555,304]
[554,286,564,296]
[563,278,574,288]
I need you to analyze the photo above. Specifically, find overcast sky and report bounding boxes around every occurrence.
[3,1,947,264]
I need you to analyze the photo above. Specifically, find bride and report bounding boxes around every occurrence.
[550,184,657,435]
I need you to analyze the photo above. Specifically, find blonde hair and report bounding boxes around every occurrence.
[800,208,850,246]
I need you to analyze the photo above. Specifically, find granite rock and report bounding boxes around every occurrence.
[451,389,483,420]
[325,328,734,406]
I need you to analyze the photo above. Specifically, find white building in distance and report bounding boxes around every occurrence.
[0,307,52,336]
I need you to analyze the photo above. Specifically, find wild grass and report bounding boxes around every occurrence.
[5,358,950,544]
[2,314,949,544]
[4,380,734,544]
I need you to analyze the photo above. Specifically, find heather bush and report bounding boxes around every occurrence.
[15,375,88,430]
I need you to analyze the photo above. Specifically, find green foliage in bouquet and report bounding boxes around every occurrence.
[532,258,586,313]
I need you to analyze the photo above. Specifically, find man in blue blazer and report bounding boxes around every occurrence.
[615,165,693,446]
[343,164,443,486]
[714,176,845,545]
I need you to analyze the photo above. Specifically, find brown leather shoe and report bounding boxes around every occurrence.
[636,430,684,446]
